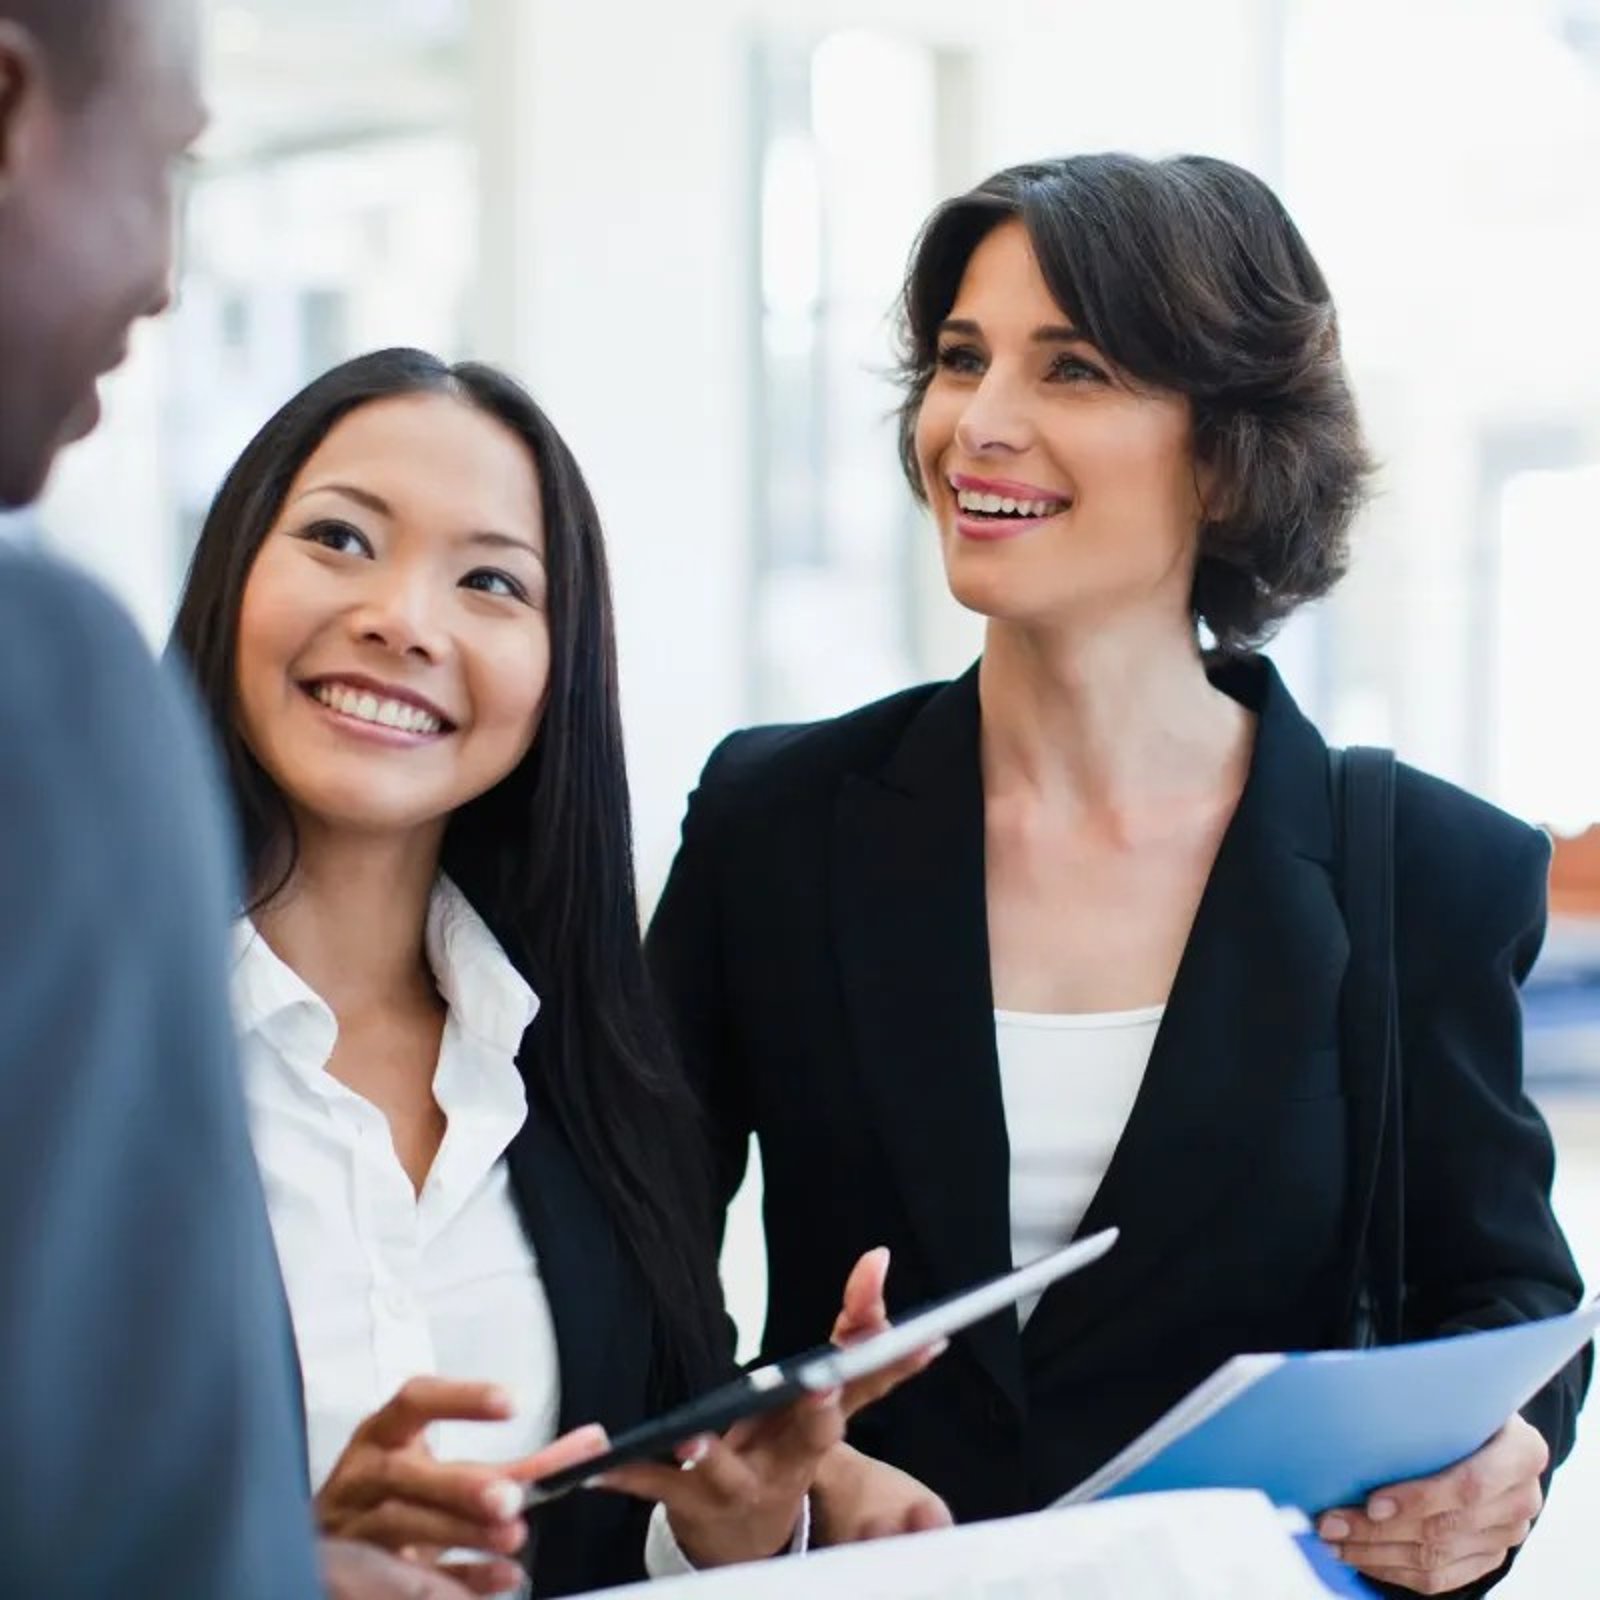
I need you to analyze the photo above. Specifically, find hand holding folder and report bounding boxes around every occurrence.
[1059,1299,1600,1515]
[1313,1412,1551,1595]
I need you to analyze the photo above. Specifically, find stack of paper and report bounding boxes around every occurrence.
[607,1490,1360,1599]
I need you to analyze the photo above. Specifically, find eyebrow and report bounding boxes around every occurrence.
[296,482,392,517]
[937,318,1097,348]
[465,530,546,567]
[294,483,546,566]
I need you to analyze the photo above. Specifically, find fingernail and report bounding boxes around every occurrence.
[807,1386,843,1409]
[1368,1496,1398,1523]
[927,1338,950,1358]
[677,1435,712,1465]
[483,1479,523,1520]
[484,1385,516,1415]
[1320,1515,1350,1540]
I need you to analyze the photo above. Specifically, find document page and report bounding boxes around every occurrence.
[607,1488,1340,1599]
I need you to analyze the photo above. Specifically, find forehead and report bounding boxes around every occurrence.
[291,395,545,546]
[948,221,1062,322]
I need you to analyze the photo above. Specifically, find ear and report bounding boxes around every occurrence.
[1190,432,1237,529]
[0,22,47,202]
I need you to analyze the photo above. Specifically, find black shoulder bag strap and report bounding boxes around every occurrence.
[1331,744,1406,1348]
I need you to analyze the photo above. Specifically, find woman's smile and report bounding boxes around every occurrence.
[300,674,457,747]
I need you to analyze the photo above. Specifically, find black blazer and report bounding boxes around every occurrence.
[502,1086,664,1597]
[647,655,1590,1596]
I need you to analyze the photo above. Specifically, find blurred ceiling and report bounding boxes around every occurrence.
[201,0,470,168]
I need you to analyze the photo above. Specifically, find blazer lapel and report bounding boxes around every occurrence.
[833,668,1025,1412]
[1024,657,1348,1355]
[506,1091,649,1436]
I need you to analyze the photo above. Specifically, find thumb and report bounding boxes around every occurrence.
[503,1422,611,1485]
[905,1494,955,1534]
[834,1246,891,1344]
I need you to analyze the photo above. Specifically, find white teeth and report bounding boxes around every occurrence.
[953,487,1068,518]
[312,683,443,736]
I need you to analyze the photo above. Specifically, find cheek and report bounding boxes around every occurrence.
[233,564,318,744]
[469,629,553,759]
[232,590,278,742]
[913,393,955,488]
[1083,415,1201,534]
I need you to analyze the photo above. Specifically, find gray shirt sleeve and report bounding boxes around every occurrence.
[0,554,322,1597]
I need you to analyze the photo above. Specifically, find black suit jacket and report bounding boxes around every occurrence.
[647,654,1589,1596]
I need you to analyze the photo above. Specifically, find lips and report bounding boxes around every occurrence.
[948,472,1071,508]
[946,471,1071,540]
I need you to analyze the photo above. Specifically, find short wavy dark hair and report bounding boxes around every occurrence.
[895,153,1374,651]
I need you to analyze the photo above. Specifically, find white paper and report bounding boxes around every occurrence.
[605,1489,1334,1600]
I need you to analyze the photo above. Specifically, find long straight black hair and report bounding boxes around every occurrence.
[171,347,725,1395]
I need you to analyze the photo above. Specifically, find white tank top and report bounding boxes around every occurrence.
[994,1005,1164,1324]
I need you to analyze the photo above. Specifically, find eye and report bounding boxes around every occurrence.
[460,568,531,603]
[934,341,986,376]
[1046,352,1108,385]
[299,519,373,557]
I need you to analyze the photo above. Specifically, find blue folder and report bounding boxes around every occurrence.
[1294,1532,1379,1597]
[1071,1299,1600,1516]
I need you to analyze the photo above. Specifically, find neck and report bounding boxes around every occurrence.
[253,819,446,1018]
[978,611,1250,820]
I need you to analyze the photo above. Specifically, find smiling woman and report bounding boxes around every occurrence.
[164,348,938,1596]
[232,390,552,847]
[647,153,1591,1600]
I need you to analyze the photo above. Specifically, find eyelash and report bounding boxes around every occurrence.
[301,519,373,557]
[933,344,1108,385]
[1047,352,1107,384]
[298,523,532,605]
[461,569,530,603]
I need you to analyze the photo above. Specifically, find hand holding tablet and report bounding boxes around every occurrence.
[522,1227,1119,1510]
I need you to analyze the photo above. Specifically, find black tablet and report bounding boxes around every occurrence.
[521,1227,1118,1509]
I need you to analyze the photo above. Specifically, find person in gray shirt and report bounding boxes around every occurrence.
[0,1,471,1593]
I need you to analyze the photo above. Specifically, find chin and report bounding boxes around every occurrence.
[291,783,449,840]
[0,438,59,510]
[942,554,1046,624]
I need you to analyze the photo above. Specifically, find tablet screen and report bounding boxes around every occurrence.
[521,1227,1118,1509]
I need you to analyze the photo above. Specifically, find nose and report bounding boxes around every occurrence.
[953,365,1035,459]
[349,566,447,663]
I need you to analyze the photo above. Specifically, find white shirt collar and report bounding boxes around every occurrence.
[425,876,540,1055]
[231,874,540,1065]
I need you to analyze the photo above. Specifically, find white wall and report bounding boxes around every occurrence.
[469,0,1281,896]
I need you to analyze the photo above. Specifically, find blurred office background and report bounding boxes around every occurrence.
[30,0,1600,1587]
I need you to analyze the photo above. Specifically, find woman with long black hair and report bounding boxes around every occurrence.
[170,348,932,1597]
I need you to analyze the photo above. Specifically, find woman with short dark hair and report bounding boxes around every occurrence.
[648,154,1589,1598]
